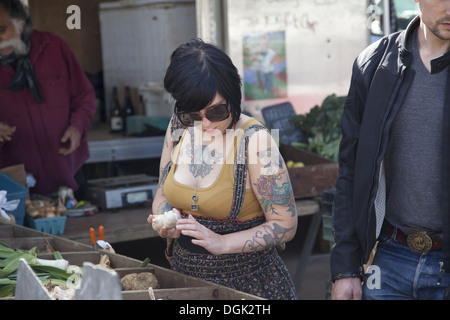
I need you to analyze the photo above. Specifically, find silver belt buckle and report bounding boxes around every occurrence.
[407,231,433,253]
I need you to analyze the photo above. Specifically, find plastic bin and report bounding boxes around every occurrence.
[25,216,67,235]
[0,172,29,225]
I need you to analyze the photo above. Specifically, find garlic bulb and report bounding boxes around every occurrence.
[151,208,180,231]
[58,187,68,204]
[163,208,180,228]
[152,215,165,232]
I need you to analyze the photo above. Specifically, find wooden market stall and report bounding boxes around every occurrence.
[0,221,263,300]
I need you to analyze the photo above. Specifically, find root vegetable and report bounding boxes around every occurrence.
[151,208,180,231]
[26,206,39,218]
[152,215,165,232]
[51,286,75,300]
[58,187,74,205]
[120,272,159,291]
[164,208,180,228]
[32,200,44,208]
[45,212,55,218]
[25,198,65,219]
[56,197,67,216]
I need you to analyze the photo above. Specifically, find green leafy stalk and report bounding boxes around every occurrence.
[290,94,345,161]
[0,245,72,297]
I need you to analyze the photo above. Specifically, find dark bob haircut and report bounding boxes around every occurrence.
[164,38,242,127]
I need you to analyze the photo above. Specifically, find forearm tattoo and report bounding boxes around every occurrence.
[242,223,294,253]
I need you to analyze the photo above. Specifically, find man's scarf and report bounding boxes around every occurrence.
[0,33,42,103]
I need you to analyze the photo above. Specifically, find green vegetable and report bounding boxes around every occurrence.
[40,278,68,287]
[30,265,71,280]
[0,242,72,297]
[0,279,15,298]
[291,94,345,161]
[36,258,69,270]
[53,251,64,260]
[139,257,150,267]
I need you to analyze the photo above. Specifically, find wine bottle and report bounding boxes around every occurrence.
[123,86,134,134]
[110,86,123,133]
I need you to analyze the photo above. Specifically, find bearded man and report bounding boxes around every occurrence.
[0,0,96,199]
[331,0,450,300]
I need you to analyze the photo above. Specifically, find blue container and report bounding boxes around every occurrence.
[0,172,29,225]
[25,216,67,235]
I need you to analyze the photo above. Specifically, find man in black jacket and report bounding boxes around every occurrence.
[332,0,450,300]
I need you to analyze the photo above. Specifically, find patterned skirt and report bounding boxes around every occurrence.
[170,214,296,300]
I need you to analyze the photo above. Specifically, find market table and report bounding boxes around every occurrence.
[62,202,156,244]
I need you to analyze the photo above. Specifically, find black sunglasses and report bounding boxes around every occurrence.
[177,104,230,127]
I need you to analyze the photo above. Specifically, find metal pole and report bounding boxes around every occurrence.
[383,0,391,35]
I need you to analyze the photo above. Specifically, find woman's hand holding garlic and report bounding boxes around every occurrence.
[147,208,181,238]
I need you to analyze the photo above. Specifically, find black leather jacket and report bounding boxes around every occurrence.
[331,16,450,281]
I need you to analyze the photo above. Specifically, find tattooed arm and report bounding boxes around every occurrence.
[148,120,182,239]
[245,130,297,250]
[176,129,297,255]
[152,121,174,214]
[240,130,297,252]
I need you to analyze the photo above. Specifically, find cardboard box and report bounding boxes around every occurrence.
[280,144,338,199]
[0,164,27,186]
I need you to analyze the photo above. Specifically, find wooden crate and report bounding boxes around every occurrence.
[0,222,263,300]
[280,144,339,199]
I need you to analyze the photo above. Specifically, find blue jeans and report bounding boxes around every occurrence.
[362,231,450,300]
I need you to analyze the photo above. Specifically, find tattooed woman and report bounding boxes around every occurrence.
[147,39,297,300]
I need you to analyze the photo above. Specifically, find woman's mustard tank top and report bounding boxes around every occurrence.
[164,118,264,221]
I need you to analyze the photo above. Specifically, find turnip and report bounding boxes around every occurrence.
[121,272,159,290]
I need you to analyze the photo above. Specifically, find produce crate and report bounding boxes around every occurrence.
[0,172,28,225]
[280,144,339,199]
[25,215,67,235]
[0,222,264,300]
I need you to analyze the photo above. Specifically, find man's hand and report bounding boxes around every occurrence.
[0,122,16,143]
[332,277,362,300]
[59,125,81,155]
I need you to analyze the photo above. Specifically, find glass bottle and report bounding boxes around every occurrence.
[110,86,123,133]
[123,86,134,134]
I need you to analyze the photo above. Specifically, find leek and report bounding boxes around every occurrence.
[0,242,72,297]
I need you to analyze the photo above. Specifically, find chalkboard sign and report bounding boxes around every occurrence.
[262,102,306,145]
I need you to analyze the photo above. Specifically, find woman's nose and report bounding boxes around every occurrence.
[201,114,212,127]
